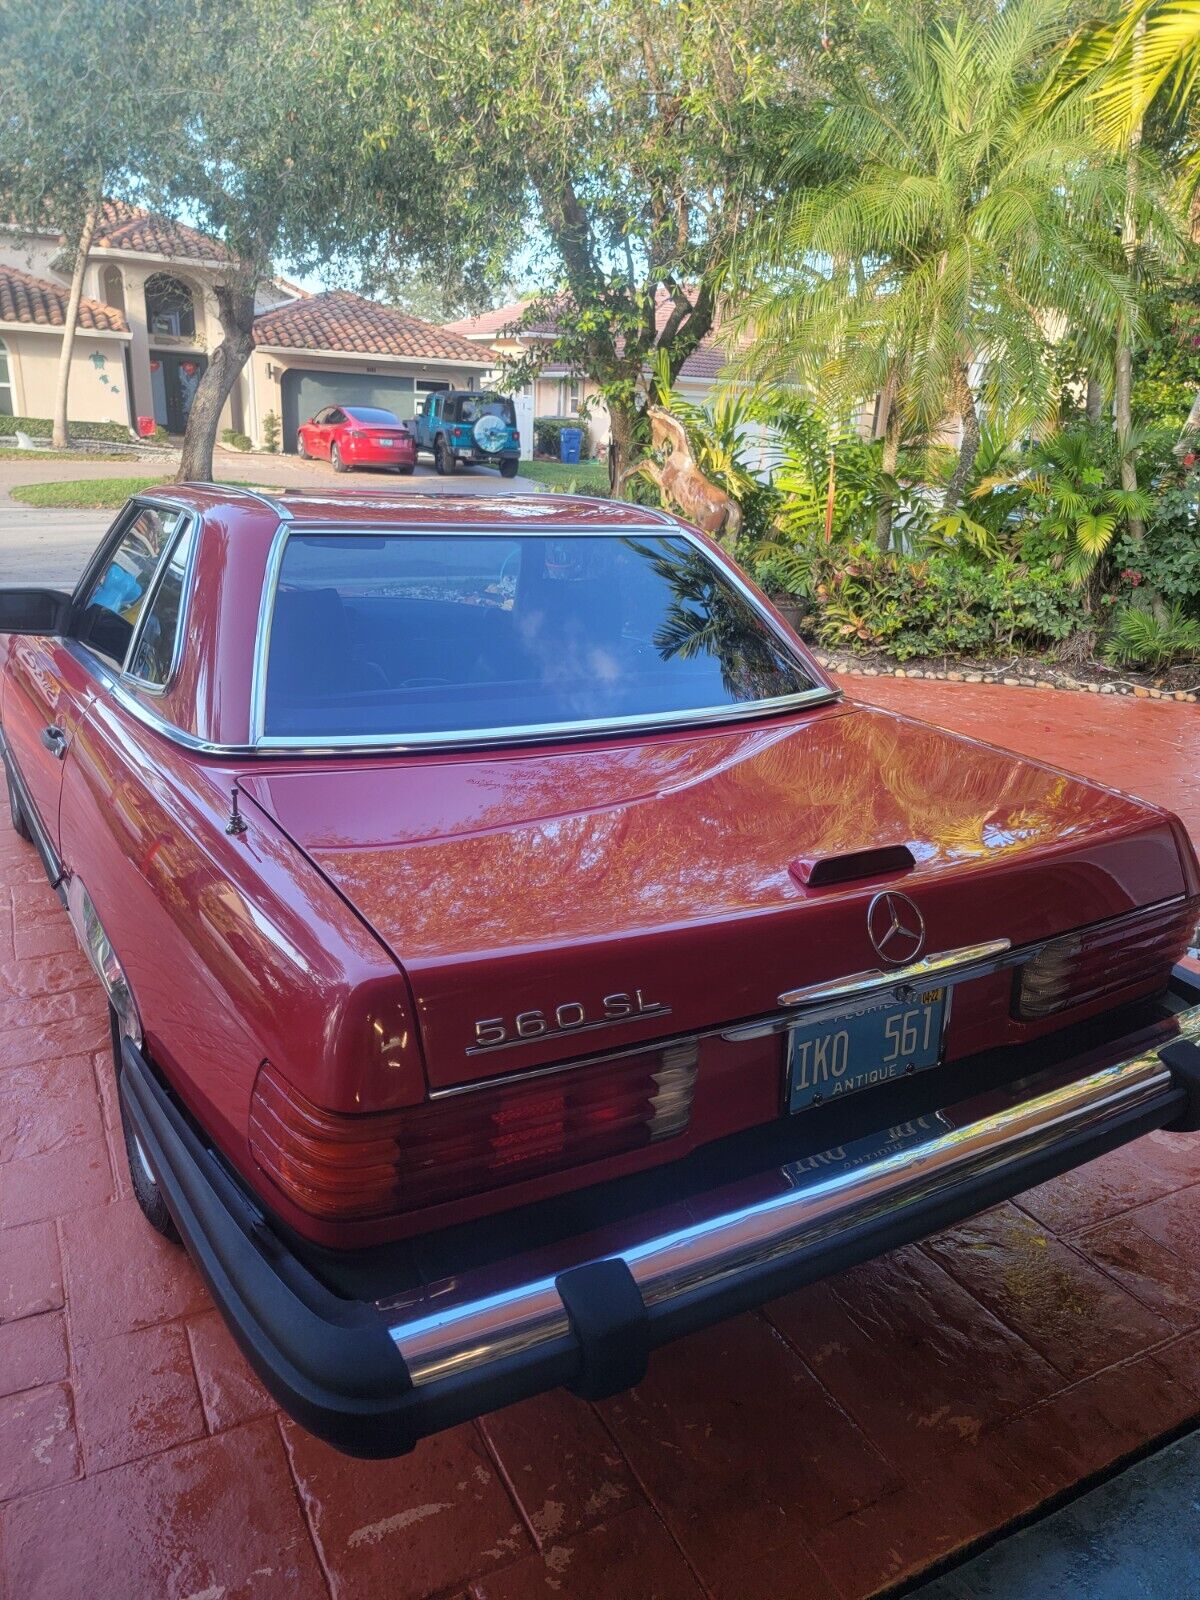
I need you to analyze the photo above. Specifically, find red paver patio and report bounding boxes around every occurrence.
[1,675,1197,1600]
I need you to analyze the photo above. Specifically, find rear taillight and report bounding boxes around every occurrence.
[1013,896,1200,1020]
[249,1043,699,1221]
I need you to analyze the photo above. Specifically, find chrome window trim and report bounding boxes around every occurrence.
[120,511,199,695]
[249,520,839,753]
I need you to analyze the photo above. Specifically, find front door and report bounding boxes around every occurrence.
[150,354,208,434]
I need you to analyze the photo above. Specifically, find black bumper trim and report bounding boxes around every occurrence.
[118,968,1200,1458]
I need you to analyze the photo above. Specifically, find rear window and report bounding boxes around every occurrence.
[344,407,399,424]
[457,395,515,425]
[261,533,819,742]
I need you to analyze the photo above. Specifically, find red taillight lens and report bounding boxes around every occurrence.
[1013,896,1200,1020]
[249,1044,698,1221]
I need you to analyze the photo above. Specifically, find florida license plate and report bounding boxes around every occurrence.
[787,988,947,1113]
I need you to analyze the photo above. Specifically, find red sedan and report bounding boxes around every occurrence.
[1,487,1198,1457]
[295,404,416,473]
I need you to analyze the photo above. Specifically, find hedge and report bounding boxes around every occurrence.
[533,416,590,456]
[0,414,137,444]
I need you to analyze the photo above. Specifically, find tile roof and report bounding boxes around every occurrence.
[442,300,531,338]
[444,291,733,381]
[92,200,231,263]
[0,264,128,333]
[254,290,488,363]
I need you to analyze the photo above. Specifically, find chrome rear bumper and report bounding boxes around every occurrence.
[119,969,1200,1458]
[389,997,1200,1388]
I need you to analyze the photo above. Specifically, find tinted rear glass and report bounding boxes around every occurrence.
[344,407,399,424]
[262,533,817,741]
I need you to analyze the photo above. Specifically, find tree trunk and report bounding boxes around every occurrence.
[943,362,980,510]
[608,397,641,496]
[876,402,900,553]
[1114,16,1145,540]
[1085,375,1104,425]
[873,371,900,552]
[1175,388,1200,457]
[51,202,101,450]
[176,281,257,482]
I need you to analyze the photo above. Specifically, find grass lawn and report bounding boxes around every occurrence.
[517,458,609,492]
[11,476,281,510]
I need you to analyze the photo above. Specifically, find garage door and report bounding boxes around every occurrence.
[281,369,417,452]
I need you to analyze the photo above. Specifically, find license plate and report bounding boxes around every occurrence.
[378,437,395,446]
[787,988,947,1112]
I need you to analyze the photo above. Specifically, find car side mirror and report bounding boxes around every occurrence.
[0,587,72,634]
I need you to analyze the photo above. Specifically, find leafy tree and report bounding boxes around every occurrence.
[731,0,1147,550]
[345,0,837,487]
[139,0,430,481]
[0,0,190,446]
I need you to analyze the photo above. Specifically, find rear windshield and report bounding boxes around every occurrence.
[261,533,819,741]
[457,395,515,425]
[344,407,399,424]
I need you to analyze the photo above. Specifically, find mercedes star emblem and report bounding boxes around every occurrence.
[866,891,926,966]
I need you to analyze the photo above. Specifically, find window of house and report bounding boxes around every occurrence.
[101,266,126,319]
[144,274,196,338]
[557,376,581,415]
[0,339,12,416]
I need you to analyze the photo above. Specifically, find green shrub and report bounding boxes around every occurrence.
[799,545,1086,660]
[0,414,134,444]
[262,411,281,453]
[534,416,589,456]
[1106,599,1200,671]
[221,428,252,451]
[1109,468,1200,618]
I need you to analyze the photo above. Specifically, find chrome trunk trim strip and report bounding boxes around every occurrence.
[388,1010,1198,1385]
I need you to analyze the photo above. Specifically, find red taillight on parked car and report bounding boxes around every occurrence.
[249,1043,699,1221]
[1013,896,1200,1020]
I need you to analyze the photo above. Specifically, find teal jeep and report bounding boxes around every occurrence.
[408,391,521,477]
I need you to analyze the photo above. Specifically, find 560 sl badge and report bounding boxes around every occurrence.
[469,990,670,1055]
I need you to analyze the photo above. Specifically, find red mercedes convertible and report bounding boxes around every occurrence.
[1,487,1198,1457]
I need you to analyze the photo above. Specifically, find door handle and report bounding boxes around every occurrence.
[40,724,68,759]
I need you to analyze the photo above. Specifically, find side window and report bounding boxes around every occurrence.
[74,506,185,667]
[126,520,196,686]
[327,408,345,425]
[311,408,328,425]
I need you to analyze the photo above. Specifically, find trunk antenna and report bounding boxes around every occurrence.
[225,782,248,836]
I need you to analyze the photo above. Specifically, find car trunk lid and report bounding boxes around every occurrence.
[238,702,1188,1088]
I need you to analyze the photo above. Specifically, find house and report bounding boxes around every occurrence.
[250,291,491,452]
[443,294,734,454]
[0,202,492,448]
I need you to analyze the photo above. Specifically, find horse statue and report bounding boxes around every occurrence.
[618,406,743,548]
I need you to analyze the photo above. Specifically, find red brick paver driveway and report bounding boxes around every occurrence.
[1,676,1198,1600]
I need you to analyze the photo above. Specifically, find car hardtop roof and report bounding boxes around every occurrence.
[142,484,686,533]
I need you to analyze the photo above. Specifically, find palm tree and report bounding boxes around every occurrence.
[1077,1,1200,457]
[732,0,1140,550]
[1084,2,1200,145]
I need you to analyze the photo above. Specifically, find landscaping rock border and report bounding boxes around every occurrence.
[0,433,175,458]
[813,648,1198,704]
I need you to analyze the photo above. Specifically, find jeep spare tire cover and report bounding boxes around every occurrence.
[473,414,508,453]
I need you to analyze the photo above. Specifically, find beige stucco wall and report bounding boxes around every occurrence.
[0,327,130,426]
[532,374,609,454]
